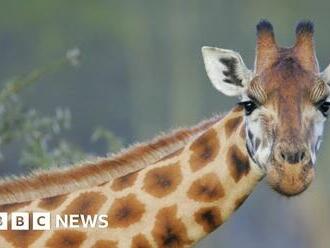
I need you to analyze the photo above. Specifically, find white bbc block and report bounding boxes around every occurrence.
[33,212,51,230]
[11,212,29,230]
[0,213,8,230]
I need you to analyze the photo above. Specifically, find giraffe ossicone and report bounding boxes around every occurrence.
[0,20,327,248]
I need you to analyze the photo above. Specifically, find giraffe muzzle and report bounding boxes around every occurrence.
[266,142,315,196]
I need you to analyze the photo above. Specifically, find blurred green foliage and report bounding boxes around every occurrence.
[0,49,123,170]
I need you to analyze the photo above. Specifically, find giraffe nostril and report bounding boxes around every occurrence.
[280,150,308,164]
[275,143,310,165]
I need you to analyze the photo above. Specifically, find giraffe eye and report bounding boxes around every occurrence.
[239,101,257,115]
[318,101,330,117]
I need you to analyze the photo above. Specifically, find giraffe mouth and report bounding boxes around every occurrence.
[266,161,315,197]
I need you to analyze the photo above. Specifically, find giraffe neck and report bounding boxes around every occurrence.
[0,113,221,205]
[0,106,264,248]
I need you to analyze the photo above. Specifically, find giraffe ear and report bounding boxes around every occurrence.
[202,46,252,96]
[320,64,330,85]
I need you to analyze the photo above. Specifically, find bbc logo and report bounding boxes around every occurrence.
[0,212,50,230]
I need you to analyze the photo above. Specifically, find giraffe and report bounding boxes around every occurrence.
[0,19,328,248]
[0,106,257,248]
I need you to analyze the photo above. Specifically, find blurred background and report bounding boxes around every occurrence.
[0,0,329,247]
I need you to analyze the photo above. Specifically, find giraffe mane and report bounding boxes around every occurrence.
[0,114,223,205]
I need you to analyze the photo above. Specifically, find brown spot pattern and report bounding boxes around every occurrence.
[38,194,67,210]
[224,116,243,137]
[46,230,87,248]
[194,207,223,233]
[189,128,220,172]
[234,194,250,210]
[92,240,118,248]
[0,215,43,248]
[143,163,182,198]
[62,191,107,217]
[227,145,250,182]
[0,201,31,213]
[1,230,43,248]
[187,173,225,202]
[111,172,138,191]
[131,234,152,248]
[108,194,145,228]
[152,205,192,248]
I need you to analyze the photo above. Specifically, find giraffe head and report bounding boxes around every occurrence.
[202,20,330,196]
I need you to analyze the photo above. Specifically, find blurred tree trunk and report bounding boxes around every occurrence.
[119,2,168,140]
[168,1,202,126]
